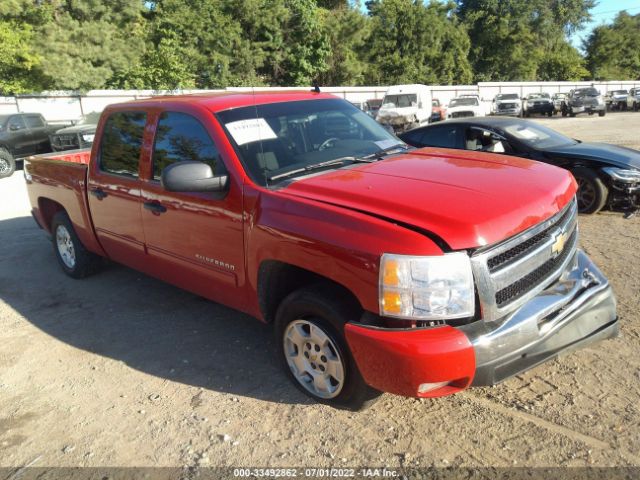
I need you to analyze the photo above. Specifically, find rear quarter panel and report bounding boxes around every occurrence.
[25,152,105,256]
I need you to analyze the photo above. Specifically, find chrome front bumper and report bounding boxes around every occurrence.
[460,250,618,385]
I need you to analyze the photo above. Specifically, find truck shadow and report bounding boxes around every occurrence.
[0,216,312,406]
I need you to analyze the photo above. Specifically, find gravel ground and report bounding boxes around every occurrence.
[0,113,639,474]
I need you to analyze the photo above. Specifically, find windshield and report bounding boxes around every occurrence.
[77,111,102,125]
[450,98,478,107]
[503,122,576,149]
[381,94,417,108]
[216,99,404,185]
[611,90,627,95]
[575,88,599,97]
[496,94,518,100]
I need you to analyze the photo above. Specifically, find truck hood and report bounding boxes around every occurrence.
[447,105,481,114]
[282,149,576,250]
[544,142,640,170]
[377,106,418,119]
[54,124,97,135]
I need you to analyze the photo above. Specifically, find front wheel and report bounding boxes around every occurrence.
[572,167,608,214]
[599,110,606,117]
[0,148,15,179]
[275,286,380,410]
[51,211,103,278]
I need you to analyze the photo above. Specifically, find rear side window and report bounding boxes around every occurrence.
[418,126,460,149]
[25,115,45,128]
[100,111,147,178]
[152,112,225,180]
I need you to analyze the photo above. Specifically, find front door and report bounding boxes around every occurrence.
[7,116,31,157]
[139,111,245,308]
[87,111,147,265]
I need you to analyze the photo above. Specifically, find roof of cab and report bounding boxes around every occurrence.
[106,90,338,113]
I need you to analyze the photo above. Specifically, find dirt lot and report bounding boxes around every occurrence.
[1,113,639,474]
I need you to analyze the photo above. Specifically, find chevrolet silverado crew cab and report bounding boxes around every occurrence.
[0,113,56,178]
[25,92,618,410]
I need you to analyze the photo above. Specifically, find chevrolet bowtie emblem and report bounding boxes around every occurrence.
[551,230,568,257]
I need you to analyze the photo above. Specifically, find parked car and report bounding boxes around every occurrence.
[399,117,640,214]
[376,84,432,133]
[522,93,553,117]
[431,98,446,122]
[0,113,56,178]
[492,93,522,117]
[563,88,606,117]
[50,111,102,152]
[25,92,617,409]
[627,87,640,111]
[604,90,628,111]
[552,93,568,115]
[367,98,383,119]
[446,95,483,119]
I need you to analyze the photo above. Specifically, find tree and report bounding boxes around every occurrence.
[35,0,147,90]
[585,12,640,80]
[457,0,593,81]
[364,0,473,85]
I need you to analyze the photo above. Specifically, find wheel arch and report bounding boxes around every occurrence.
[257,260,363,325]
[37,197,66,233]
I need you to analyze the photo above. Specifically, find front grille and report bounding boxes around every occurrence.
[471,198,578,321]
[498,103,517,110]
[487,203,575,273]
[451,111,474,118]
[495,229,577,307]
[51,134,80,149]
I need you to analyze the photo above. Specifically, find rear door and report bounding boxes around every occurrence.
[24,114,50,154]
[139,110,245,306]
[7,115,31,157]
[403,124,463,149]
[87,110,147,265]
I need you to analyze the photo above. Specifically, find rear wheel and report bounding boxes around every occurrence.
[572,167,608,214]
[634,102,639,112]
[275,285,380,410]
[0,148,15,179]
[51,211,102,278]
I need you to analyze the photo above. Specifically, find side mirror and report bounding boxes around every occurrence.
[9,123,22,131]
[161,161,228,192]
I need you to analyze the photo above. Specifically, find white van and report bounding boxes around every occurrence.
[376,84,432,133]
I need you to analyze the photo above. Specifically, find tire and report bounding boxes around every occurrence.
[598,110,605,117]
[0,148,15,179]
[51,211,102,278]
[572,167,608,214]
[274,285,380,410]
[634,102,638,112]
[547,111,553,117]
[569,107,576,117]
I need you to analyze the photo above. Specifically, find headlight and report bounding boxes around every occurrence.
[82,134,95,143]
[379,252,475,320]
[602,167,640,183]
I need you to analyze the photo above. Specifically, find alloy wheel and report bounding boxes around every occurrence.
[56,224,76,269]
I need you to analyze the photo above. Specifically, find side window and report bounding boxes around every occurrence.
[152,112,225,181]
[8,116,26,131]
[100,111,147,178]
[420,126,460,149]
[465,127,512,154]
[25,115,45,128]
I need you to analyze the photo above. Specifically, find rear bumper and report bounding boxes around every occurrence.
[345,250,617,398]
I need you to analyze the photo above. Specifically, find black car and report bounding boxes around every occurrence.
[522,93,554,117]
[50,111,101,152]
[399,117,640,214]
[0,113,56,178]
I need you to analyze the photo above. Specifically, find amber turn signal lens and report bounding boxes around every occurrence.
[382,259,399,286]
[382,291,402,314]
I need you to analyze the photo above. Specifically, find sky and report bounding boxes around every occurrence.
[571,0,640,51]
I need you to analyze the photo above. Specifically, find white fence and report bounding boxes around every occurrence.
[2,81,639,123]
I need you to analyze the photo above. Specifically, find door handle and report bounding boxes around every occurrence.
[144,201,167,214]
[90,188,107,200]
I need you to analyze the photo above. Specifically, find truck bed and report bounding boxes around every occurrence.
[25,148,102,255]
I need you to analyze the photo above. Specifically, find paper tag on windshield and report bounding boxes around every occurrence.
[375,139,400,150]
[225,118,277,146]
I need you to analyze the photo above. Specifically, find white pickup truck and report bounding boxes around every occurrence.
[376,84,432,133]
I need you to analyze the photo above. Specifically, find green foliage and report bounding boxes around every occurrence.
[585,12,640,80]
[457,0,593,81]
[0,0,634,90]
[364,0,473,85]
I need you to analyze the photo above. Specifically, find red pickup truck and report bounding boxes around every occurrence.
[24,91,618,409]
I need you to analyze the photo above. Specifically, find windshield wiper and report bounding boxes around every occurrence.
[361,143,412,160]
[267,156,372,182]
